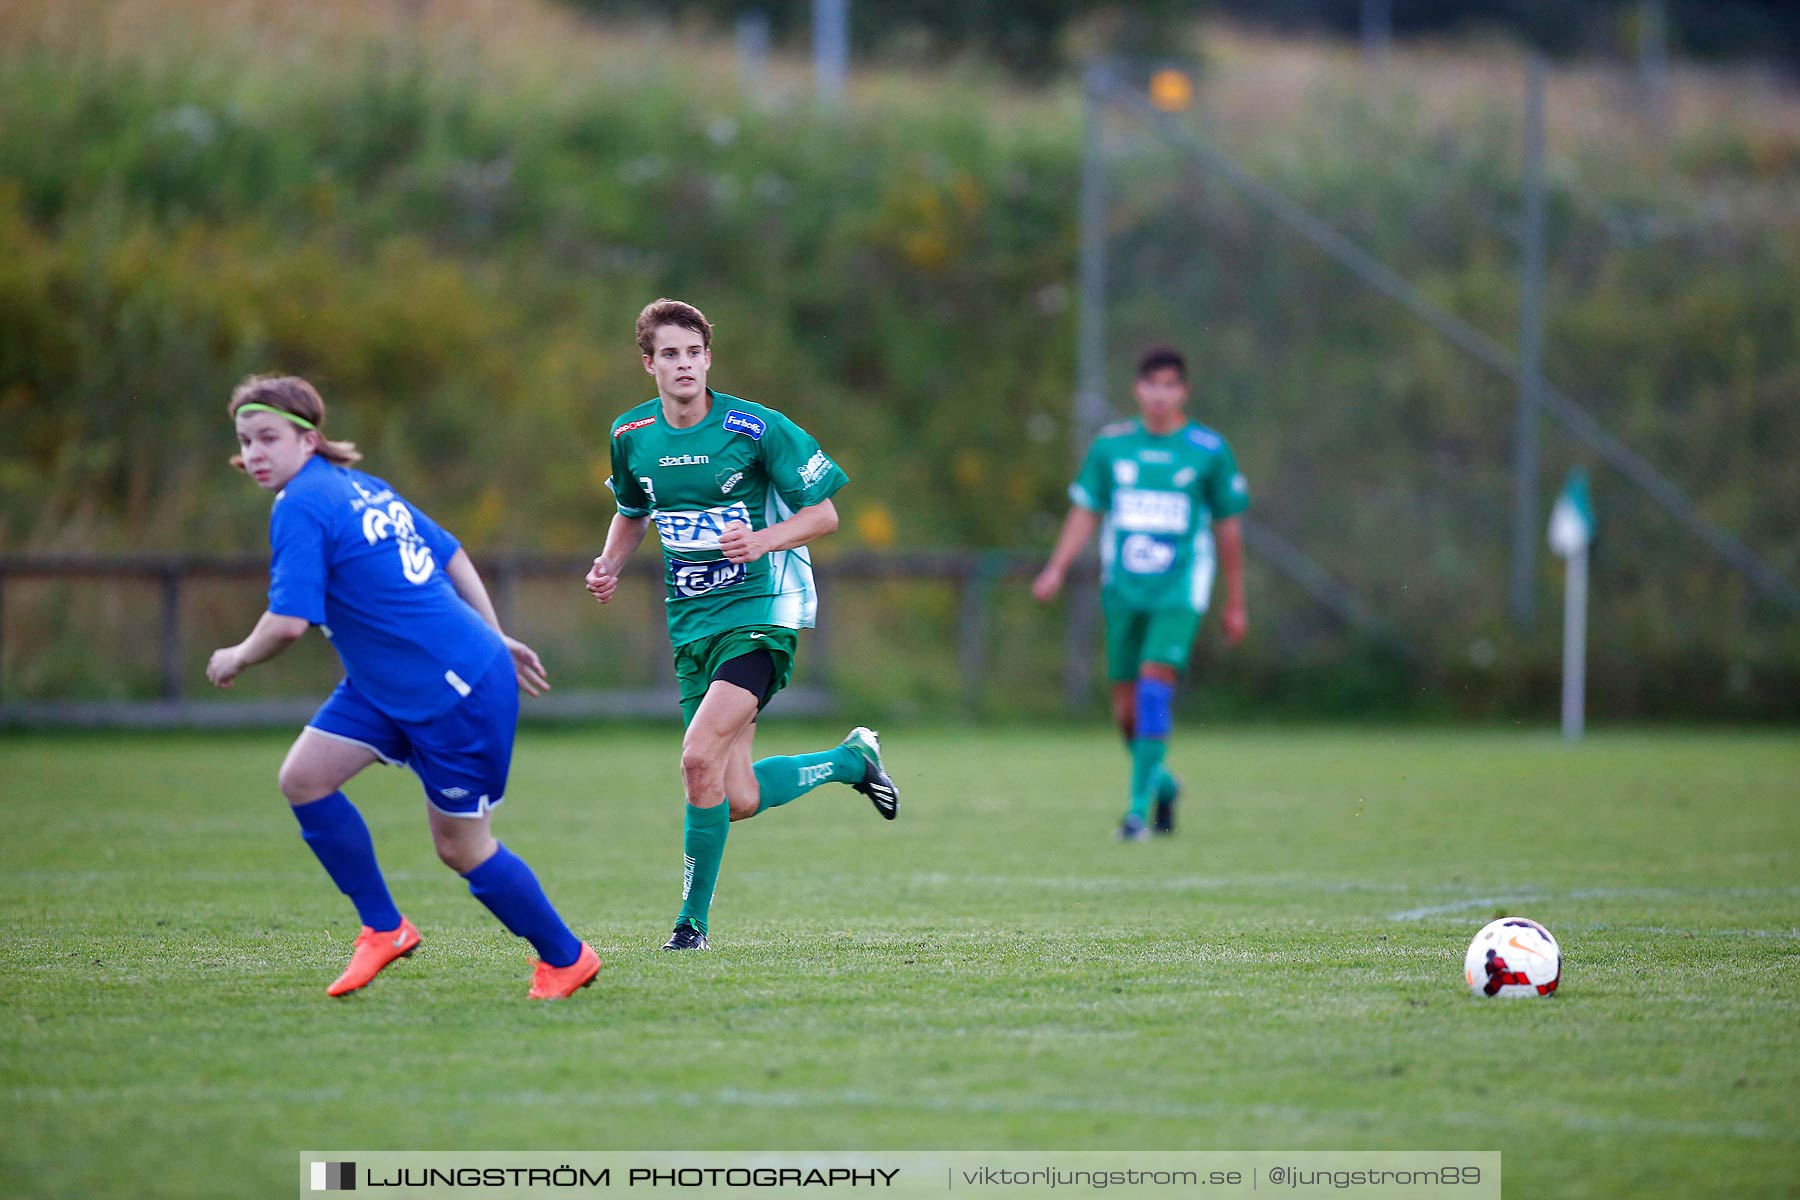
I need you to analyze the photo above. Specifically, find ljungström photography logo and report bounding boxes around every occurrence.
[310,1161,356,1191]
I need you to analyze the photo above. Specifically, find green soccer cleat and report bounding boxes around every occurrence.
[841,726,899,820]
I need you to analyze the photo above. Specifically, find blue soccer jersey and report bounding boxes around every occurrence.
[266,457,503,722]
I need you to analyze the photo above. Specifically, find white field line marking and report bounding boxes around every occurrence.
[1387,885,1800,922]
[735,872,1426,894]
[1386,895,1538,921]
[785,873,1424,894]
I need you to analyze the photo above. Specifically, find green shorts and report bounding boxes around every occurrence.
[1104,605,1203,682]
[672,625,799,727]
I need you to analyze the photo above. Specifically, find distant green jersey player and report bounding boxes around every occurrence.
[585,299,899,950]
[1033,346,1249,840]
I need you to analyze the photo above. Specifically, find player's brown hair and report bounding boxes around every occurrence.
[635,298,713,357]
[1136,345,1187,381]
[227,375,361,470]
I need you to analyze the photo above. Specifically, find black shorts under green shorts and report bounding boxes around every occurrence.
[1104,605,1204,682]
[673,625,799,727]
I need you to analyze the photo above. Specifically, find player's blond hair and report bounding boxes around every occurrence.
[227,375,361,471]
[635,298,713,357]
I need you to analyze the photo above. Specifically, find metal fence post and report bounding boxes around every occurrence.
[490,556,519,631]
[160,564,184,702]
[1068,61,1113,713]
[957,555,994,716]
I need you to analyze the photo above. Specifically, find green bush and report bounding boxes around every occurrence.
[0,2,1794,720]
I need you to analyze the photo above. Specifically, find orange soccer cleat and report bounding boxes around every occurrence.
[326,917,422,997]
[528,941,601,1000]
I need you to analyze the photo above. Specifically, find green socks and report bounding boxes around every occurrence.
[1128,737,1168,822]
[676,743,869,933]
[676,801,730,934]
[752,745,864,814]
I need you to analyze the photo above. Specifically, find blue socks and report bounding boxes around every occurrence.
[294,794,580,968]
[464,844,583,968]
[1128,676,1176,822]
[291,792,403,932]
[1134,675,1174,738]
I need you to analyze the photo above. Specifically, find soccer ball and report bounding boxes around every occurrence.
[1464,917,1561,997]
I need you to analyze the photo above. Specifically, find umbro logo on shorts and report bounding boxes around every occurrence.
[439,786,470,800]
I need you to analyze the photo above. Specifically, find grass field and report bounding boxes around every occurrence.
[2,724,1796,1198]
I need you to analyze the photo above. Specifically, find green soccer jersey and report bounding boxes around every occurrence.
[607,390,849,649]
[1070,418,1249,613]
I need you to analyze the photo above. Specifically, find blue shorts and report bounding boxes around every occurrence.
[307,649,517,818]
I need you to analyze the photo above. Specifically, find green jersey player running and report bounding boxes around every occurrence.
[585,299,899,951]
[1033,346,1248,841]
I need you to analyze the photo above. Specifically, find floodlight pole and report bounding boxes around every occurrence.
[1637,0,1671,138]
[813,0,848,105]
[738,10,771,101]
[1067,61,1113,711]
[1360,0,1392,75]
[1510,53,1548,628]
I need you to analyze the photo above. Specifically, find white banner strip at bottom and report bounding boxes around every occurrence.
[300,1151,1500,1199]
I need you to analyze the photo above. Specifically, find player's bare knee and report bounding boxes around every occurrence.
[727,791,760,821]
[679,744,722,798]
[277,763,331,806]
[433,827,494,874]
[1140,663,1178,685]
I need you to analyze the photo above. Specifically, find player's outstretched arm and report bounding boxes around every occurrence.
[586,513,649,605]
[718,499,838,565]
[206,610,309,688]
[1214,516,1247,646]
[1032,505,1101,602]
[444,548,550,696]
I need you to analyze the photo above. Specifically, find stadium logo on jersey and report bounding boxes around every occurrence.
[653,502,753,552]
[1139,449,1173,464]
[1121,533,1177,575]
[667,556,747,598]
[1113,487,1191,535]
[723,410,766,440]
[1187,426,1222,449]
[798,451,834,487]
[659,454,711,467]
[1113,460,1139,486]
[1173,466,1198,488]
[360,500,434,584]
[614,416,657,437]
[716,468,744,495]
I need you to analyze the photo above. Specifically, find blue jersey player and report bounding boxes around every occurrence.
[205,375,599,1000]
